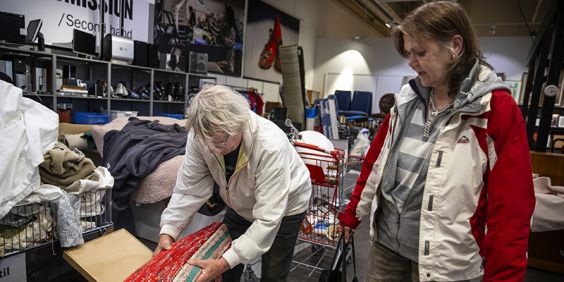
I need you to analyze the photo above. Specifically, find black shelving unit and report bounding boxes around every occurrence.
[522,0,564,152]
[0,45,218,120]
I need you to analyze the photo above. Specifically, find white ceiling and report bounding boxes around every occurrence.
[321,0,549,39]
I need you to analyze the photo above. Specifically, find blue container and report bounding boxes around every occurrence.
[305,107,318,118]
[157,112,185,119]
[74,112,110,124]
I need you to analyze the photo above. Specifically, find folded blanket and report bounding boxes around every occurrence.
[39,142,96,188]
[125,222,231,281]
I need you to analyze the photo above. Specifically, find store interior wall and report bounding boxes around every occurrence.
[1,1,532,107]
[312,36,532,114]
[208,0,324,104]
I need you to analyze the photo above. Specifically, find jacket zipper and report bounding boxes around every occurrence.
[226,160,249,188]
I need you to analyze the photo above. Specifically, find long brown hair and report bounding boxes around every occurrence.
[392,1,492,97]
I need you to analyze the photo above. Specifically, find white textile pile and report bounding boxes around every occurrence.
[531,176,564,232]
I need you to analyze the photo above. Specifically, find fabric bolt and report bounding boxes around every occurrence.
[173,224,232,281]
[102,118,187,232]
[125,221,231,281]
[62,132,96,152]
[0,81,58,220]
[39,142,96,188]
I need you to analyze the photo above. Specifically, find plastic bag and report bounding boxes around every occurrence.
[349,129,370,157]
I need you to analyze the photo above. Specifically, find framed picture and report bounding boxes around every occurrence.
[504,80,522,103]
[156,0,246,77]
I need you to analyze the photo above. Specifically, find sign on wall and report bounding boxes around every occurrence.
[1,0,151,45]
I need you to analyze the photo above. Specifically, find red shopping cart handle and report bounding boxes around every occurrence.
[294,141,327,152]
[294,141,344,159]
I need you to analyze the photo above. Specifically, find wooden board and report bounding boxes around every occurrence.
[63,229,152,282]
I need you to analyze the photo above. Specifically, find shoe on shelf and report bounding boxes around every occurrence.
[129,91,140,99]
[115,82,129,97]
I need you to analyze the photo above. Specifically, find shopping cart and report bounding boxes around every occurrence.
[291,141,364,276]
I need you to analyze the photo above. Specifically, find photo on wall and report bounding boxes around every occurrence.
[244,0,300,83]
[154,0,245,76]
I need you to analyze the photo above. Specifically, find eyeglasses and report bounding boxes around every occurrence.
[206,134,230,149]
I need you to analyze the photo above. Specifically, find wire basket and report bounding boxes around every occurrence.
[0,189,112,258]
[294,142,344,247]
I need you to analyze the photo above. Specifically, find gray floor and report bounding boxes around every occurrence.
[138,218,564,281]
[287,218,564,281]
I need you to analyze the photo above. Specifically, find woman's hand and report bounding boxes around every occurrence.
[154,234,174,256]
[191,258,230,282]
[337,224,353,243]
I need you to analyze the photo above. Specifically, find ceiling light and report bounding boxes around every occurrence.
[386,21,398,29]
[353,35,361,41]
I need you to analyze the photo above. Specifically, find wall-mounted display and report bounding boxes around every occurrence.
[243,0,300,83]
[154,0,245,77]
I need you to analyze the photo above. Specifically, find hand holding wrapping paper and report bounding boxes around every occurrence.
[126,222,231,282]
[189,257,230,282]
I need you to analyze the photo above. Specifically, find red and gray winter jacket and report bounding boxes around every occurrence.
[338,65,535,281]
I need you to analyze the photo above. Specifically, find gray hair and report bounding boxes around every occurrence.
[185,85,250,142]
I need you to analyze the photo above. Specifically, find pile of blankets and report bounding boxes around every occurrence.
[102,118,188,232]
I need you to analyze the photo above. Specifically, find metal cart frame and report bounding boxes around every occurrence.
[291,141,364,276]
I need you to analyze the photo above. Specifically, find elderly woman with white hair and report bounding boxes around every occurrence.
[155,85,312,282]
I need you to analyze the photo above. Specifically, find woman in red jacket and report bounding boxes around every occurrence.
[338,1,535,281]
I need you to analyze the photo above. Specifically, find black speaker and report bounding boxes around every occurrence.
[133,40,148,67]
[147,43,159,68]
[12,57,27,89]
[12,57,27,75]
[189,52,208,73]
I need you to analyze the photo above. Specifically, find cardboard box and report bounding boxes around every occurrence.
[63,229,152,282]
